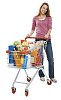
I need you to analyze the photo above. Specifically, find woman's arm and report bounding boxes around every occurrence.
[47,29,52,35]
[26,16,36,37]
[44,29,52,38]
[44,16,52,39]
[27,30,34,37]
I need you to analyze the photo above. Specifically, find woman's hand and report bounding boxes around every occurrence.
[26,34,30,37]
[44,34,49,39]
[26,30,34,38]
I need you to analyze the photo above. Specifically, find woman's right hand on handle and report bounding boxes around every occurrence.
[26,34,30,37]
[26,30,34,39]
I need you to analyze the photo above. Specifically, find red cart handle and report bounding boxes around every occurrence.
[25,36,48,41]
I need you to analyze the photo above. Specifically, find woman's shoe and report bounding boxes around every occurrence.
[51,78,57,83]
[40,77,45,81]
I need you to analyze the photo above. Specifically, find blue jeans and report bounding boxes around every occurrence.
[39,39,54,78]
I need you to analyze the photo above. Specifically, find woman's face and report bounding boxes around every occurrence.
[40,4,48,15]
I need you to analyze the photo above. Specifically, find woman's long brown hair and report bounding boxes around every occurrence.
[36,2,50,17]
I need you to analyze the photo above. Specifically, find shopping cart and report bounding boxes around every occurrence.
[6,36,52,96]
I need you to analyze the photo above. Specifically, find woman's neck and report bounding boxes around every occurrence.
[39,14,46,18]
[38,14,46,19]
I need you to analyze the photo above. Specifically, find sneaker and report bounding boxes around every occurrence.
[40,77,45,81]
[51,78,57,83]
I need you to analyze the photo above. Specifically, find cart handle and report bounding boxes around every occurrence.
[25,36,48,41]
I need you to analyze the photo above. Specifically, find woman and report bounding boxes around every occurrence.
[26,2,57,83]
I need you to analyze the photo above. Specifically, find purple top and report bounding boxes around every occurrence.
[32,16,52,38]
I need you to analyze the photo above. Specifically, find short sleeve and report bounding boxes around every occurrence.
[31,17,36,31]
[48,16,52,29]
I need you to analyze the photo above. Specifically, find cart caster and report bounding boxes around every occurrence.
[12,87,16,94]
[47,79,52,85]
[27,76,31,82]
[25,90,29,96]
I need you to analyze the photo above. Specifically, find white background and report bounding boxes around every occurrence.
[0,0,61,100]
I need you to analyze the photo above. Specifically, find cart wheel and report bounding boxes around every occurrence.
[12,87,16,94]
[27,76,31,82]
[25,90,29,96]
[47,79,52,85]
